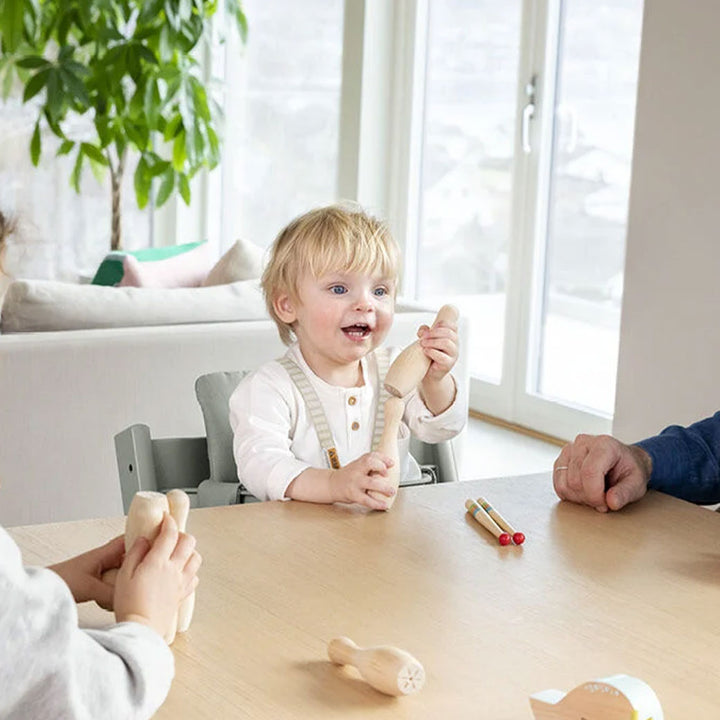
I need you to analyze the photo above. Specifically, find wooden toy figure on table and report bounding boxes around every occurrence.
[227,204,466,510]
[328,637,425,696]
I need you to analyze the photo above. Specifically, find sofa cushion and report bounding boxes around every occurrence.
[118,241,211,288]
[195,371,248,484]
[0,278,267,333]
[91,240,208,286]
[202,238,265,286]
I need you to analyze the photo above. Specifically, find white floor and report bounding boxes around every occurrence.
[458,415,560,481]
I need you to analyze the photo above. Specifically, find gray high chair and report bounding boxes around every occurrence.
[114,370,459,512]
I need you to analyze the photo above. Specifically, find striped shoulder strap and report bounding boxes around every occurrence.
[371,347,393,452]
[277,355,340,469]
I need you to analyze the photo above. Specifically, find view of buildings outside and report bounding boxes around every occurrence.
[220,0,344,251]
[417,0,643,414]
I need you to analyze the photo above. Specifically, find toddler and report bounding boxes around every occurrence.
[229,204,466,509]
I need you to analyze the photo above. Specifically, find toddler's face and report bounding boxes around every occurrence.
[279,268,396,372]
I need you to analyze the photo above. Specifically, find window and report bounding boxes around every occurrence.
[407,0,644,436]
[211,0,345,252]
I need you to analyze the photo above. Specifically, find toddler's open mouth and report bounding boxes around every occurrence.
[342,324,371,340]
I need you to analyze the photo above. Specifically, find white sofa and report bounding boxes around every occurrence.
[0,309,469,527]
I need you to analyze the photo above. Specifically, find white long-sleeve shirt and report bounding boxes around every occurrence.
[229,343,466,501]
[0,525,174,720]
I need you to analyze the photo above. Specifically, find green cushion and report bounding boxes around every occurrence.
[91,241,207,286]
[195,371,248,484]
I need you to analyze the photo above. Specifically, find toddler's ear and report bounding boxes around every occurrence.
[273,293,297,324]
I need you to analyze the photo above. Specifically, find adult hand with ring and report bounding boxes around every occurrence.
[553,434,653,512]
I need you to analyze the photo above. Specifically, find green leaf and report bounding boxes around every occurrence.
[45,69,62,121]
[158,24,172,62]
[57,139,75,156]
[189,76,210,121]
[22,68,50,103]
[206,126,220,167]
[135,44,158,66]
[146,156,170,177]
[125,120,149,151]
[59,67,90,107]
[81,142,109,166]
[2,64,13,99]
[30,120,41,166]
[1,0,24,53]
[163,113,182,141]
[16,56,49,70]
[43,109,66,140]
[70,147,84,193]
[178,173,190,205]
[225,0,248,42]
[57,8,75,46]
[155,168,175,207]
[87,154,106,184]
[143,78,161,126]
[172,129,186,171]
[134,156,151,209]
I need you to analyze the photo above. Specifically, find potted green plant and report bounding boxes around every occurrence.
[0,0,247,250]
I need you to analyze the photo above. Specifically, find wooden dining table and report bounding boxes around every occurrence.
[9,473,720,718]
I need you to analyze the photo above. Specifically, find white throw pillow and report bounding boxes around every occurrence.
[202,238,266,286]
[0,279,268,333]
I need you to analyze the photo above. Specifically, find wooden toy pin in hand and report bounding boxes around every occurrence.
[328,637,425,696]
[383,304,459,398]
[530,674,663,720]
[366,304,458,511]
[366,396,404,509]
[102,489,195,644]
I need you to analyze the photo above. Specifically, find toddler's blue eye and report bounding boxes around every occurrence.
[373,287,388,297]
[330,285,347,295]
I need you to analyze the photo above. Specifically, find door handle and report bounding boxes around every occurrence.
[522,74,538,154]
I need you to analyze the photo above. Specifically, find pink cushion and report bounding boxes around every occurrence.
[118,243,212,288]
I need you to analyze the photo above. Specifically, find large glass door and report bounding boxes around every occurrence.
[410,0,644,438]
[416,0,523,384]
[530,0,644,416]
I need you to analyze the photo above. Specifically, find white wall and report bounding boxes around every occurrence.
[613,0,720,441]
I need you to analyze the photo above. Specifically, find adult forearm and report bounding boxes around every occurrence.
[637,411,720,504]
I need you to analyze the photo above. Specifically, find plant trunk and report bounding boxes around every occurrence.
[110,151,126,251]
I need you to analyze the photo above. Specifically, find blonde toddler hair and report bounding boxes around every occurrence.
[262,204,400,345]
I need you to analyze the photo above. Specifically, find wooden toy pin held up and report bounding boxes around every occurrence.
[530,674,663,720]
[328,637,425,696]
[383,304,459,398]
[366,305,459,509]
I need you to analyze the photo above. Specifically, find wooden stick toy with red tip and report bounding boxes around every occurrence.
[476,496,525,545]
[465,499,512,545]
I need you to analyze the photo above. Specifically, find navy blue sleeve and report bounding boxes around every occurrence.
[635,411,720,504]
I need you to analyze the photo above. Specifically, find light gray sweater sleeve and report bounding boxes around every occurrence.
[0,527,174,720]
